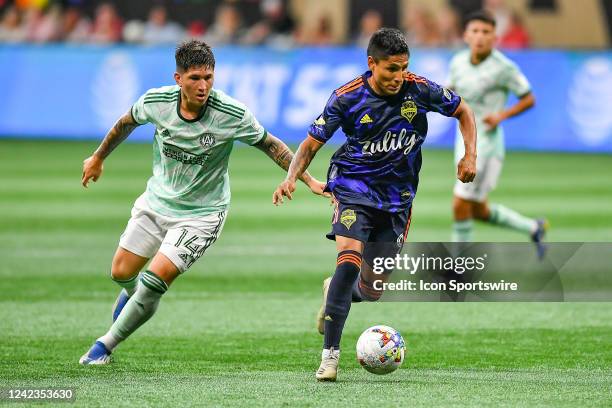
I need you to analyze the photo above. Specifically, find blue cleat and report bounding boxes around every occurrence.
[112,289,130,322]
[531,218,550,260]
[79,341,112,365]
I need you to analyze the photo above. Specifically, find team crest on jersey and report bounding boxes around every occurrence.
[199,133,215,149]
[314,115,326,126]
[401,100,417,122]
[340,209,357,230]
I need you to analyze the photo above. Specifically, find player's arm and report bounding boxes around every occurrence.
[483,92,535,130]
[453,100,477,183]
[272,135,324,205]
[81,110,140,188]
[254,133,327,197]
[272,90,342,205]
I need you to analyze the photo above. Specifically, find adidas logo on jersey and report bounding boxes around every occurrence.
[359,114,373,124]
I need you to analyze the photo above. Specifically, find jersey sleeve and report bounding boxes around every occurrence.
[131,92,152,125]
[502,61,531,97]
[307,92,344,144]
[424,78,462,117]
[234,107,267,145]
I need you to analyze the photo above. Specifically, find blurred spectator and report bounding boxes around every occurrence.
[242,0,295,47]
[203,4,245,46]
[499,11,530,48]
[0,6,27,42]
[122,19,144,43]
[89,2,122,44]
[354,9,382,48]
[403,5,442,47]
[186,20,205,38]
[484,0,511,38]
[438,6,462,48]
[21,6,42,41]
[297,15,334,46]
[141,5,184,45]
[28,4,62,42]
[61,6,91,42]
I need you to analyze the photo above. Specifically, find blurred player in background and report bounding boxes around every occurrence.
[273,28,477,381]
[79,40,326,365]
[448,10,547,253]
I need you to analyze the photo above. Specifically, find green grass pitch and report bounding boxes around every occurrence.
[0,140,611,406]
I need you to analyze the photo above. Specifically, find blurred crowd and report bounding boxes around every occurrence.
[398,0,530,49]
[0,0,531,48]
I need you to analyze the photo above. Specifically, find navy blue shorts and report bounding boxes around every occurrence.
[327,201,413,264]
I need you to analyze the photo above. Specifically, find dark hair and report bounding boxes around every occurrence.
[367,27,410,61]
[175,39,215,72]
[464,10,496,29]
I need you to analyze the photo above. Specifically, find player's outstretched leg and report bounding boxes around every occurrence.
[80,254,177,365]
[316,245,362,381]
[350,255,385,301]
[316,277,331,335]
[110,247,149,322]
[452,196,474,242]
[112,289,131,322]
[79,271,168,365]
[317,272,385,334]
[317,245,390,334]
[486,203,549,258]
[530,218,550,259]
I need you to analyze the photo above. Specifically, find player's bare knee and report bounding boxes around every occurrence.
[472,203,490,221]
[336,236,363,254]
[453,196,472,220]
[147,252,180,286]
[110,247,149,281]
[110,260,136,281]
[111,255,139,281]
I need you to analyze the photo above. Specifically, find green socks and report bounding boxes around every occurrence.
[452,219,473,242]
[488,204,537,235]
[453,204,537,242]
[100,271,168,351]
[111,273,139,296]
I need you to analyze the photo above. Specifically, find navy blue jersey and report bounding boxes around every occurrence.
[308,70,461,213]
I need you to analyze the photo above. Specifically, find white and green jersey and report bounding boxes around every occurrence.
[449,49,531,160]
[131,85,266,218]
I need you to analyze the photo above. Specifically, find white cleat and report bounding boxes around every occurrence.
[316,347,339,382]
[316,277,332,335]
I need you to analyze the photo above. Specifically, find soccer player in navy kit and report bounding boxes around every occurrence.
[273,28,477,381]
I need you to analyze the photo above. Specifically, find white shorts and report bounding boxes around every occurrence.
[118,194,227,273]
[453,156,503,203]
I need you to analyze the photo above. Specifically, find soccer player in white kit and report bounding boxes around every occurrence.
[79,40,327,364]
[448,11,547,254]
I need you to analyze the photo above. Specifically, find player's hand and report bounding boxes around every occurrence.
[457,154,476,183]
[82,155,104,188]
[307,178,331,199]
[483,112,504,131]
[272,179,296,205]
